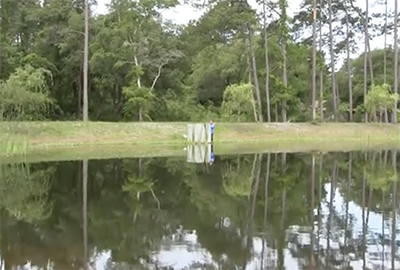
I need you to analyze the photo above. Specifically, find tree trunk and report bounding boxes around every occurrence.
[247,45,258,122]
[367,43,375,86]
[248,26,263,122]
[279,0,288,123]
[311,0,317,120]
[139,106,143,121]
[83,0,89,121]
[384,0,388,84]
[133,56,144,122]
[345,5,353,121]
[78,72,82,118]
[328,0,337,120]
[335,77,340,115]
[363,0,369,122]
[263,1,271,122]
[318,0,324,121]
[281,42,288,122]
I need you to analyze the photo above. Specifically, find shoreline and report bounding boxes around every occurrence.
[1,121,400,163]
[1,141,400,164]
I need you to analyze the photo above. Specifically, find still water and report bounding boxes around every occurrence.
[0,151,399,270]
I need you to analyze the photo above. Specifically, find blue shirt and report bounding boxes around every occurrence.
[210,151,215,163]
[210,123,215,134]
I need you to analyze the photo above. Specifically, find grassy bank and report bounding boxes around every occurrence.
[2,140,400,164]
[1,121,400,160]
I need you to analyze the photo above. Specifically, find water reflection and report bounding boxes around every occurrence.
[0,151,399,269]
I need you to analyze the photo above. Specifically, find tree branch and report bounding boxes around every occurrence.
[150,56,171,90]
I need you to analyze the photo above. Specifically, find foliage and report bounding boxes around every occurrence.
[221,83,255,122]
[0,64,52,121]
[122,86,155,120]
[221,155,254,196]
[365,84,399,121]
[0,0,397,124]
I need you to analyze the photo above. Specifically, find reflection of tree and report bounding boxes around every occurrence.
[182,159,251,267]
[83,159,88,269]
[244,153,262,268]
[222,155,253,197]
[0,163,58,269]
[2,151,400,270]
[391,150,397,270]
[309,155,316,268]
[339,151,395,215]
[343,153,351,256]
[0,163,53,223]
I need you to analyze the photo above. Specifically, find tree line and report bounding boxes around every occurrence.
[0,0,398,123]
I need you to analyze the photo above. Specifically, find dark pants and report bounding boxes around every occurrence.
[211,133,214,142]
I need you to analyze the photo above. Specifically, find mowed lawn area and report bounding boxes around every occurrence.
[1,121,400,161]
[1,121,400,147]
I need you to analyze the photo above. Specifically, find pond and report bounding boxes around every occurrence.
[0,150,399,270]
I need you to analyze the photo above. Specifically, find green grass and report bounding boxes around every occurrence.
[1,140,400,164]
[1,121,400,145]
[1,121,400,163]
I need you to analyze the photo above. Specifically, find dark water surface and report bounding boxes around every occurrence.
[1,151,400,270]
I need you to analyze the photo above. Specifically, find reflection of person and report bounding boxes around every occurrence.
[209,145,214,165]
[210,120,215,143]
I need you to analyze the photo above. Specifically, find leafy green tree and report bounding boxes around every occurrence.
[221,83,255,121]
[0,0,397,124]
[0,64,52,120]
[365,84,399,122]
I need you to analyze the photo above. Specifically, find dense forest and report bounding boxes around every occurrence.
[0,0,399,123]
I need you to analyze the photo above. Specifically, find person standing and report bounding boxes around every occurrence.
[210,120,215,143]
